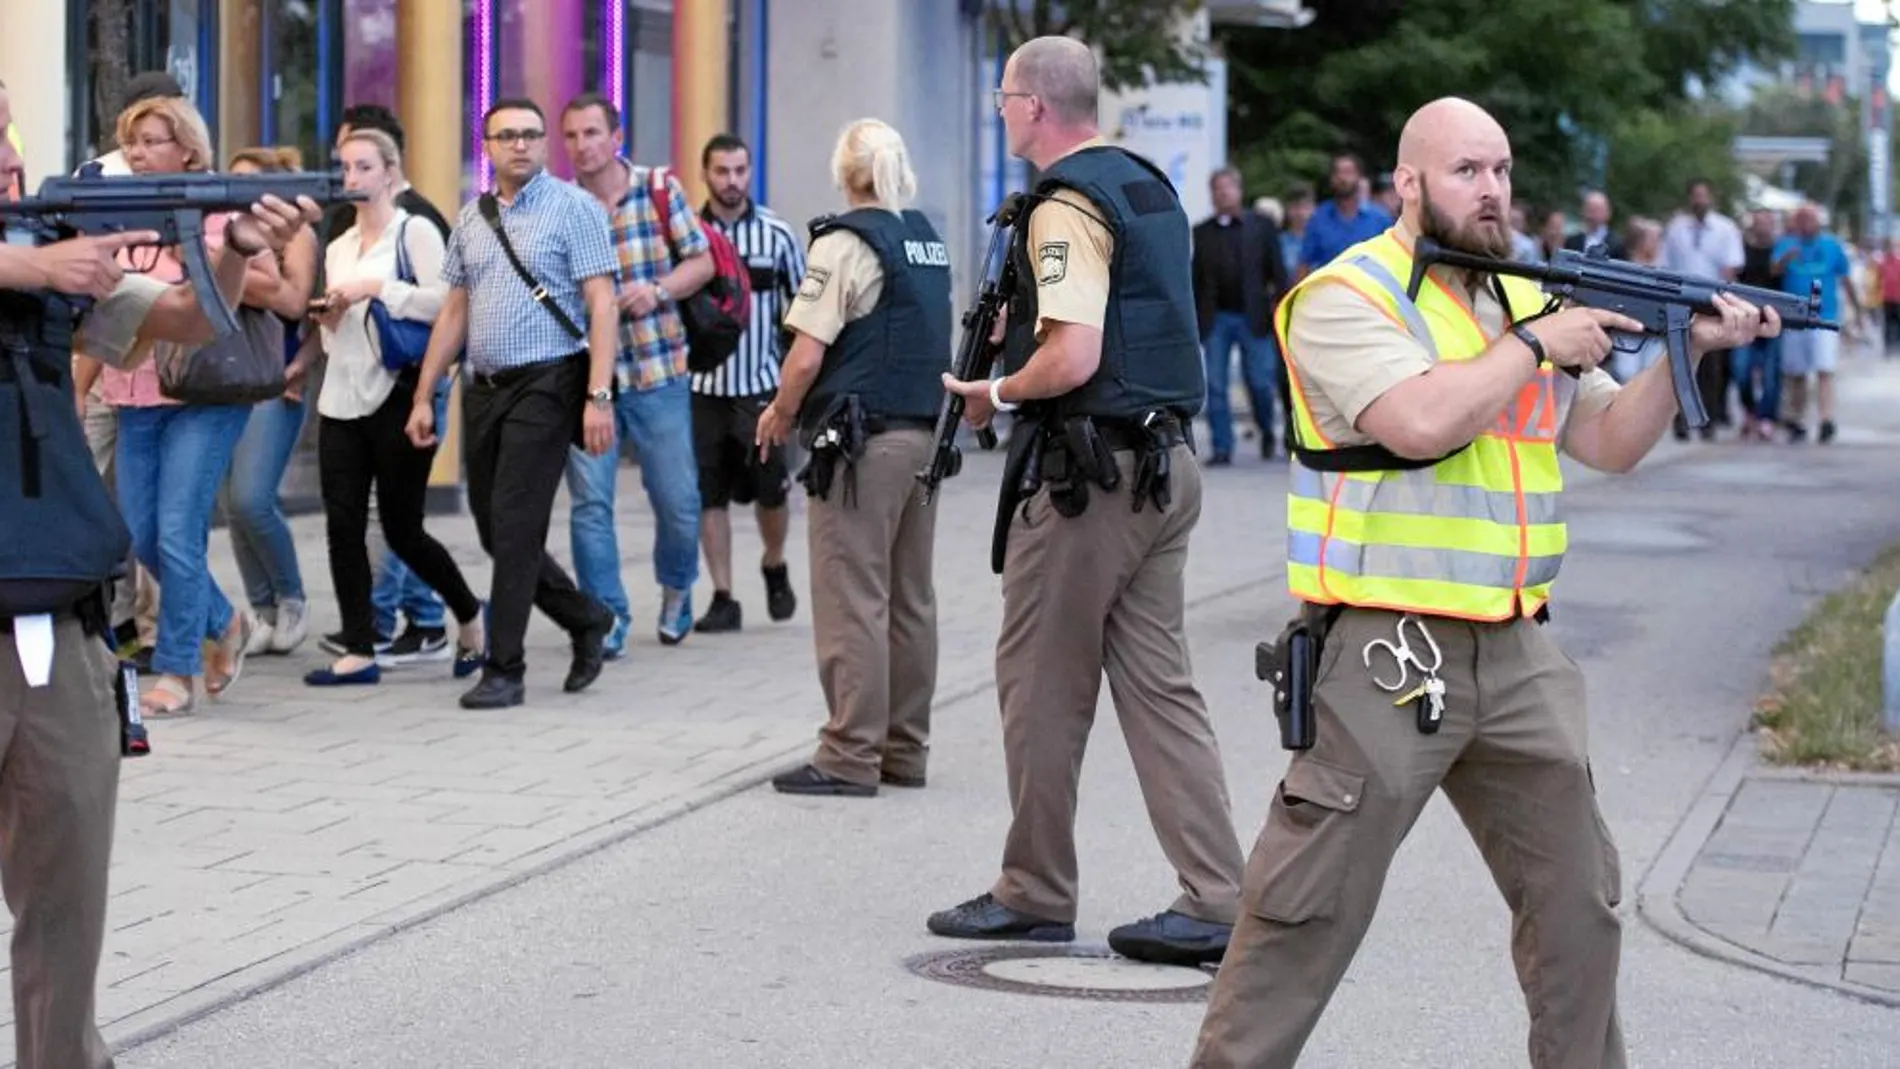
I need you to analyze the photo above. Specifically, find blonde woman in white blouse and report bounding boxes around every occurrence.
[305,128,485,686]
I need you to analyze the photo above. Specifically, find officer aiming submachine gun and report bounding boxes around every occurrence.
[1,169,360,756]
[1405,236,1838,428]
[0,169,363,337]
[917,192,1027,502]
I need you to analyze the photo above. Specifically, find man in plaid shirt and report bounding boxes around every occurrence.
[560,93,714,653]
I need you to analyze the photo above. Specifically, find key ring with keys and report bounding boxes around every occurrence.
[1361,613,1444,693]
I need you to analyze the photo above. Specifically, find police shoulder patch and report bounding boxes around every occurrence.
[1037,241,1069,285]
[796,266,832,303]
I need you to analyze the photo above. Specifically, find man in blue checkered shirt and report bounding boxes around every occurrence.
[558,93,715,654]
[406,97,622,711]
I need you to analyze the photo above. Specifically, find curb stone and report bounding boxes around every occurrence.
[1635,730,1900,1009]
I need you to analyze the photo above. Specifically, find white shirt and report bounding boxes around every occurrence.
[1661,210,1744,279]
[318,209,447,420]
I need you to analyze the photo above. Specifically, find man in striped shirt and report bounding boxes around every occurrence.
[689,134,806,632]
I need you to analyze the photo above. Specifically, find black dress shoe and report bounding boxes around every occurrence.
[880,769,926,788]
[460,673,524,710]
[926,893,1074,942]
[1107,910,1231,967]
[771,764,876,797]
[564,615,612,693]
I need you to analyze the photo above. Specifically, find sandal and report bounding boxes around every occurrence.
[140,675,195,718]
[205,613,254,697]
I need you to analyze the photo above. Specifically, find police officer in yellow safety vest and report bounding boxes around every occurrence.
[1190,97,1779,1069]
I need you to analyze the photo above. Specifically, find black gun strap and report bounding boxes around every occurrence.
[477,194,585,342]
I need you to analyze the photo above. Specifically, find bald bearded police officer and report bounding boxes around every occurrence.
[758,119,947,796]
[0,77,319,1069]
[932,37,1245,966]
[1191,98,1777,1069]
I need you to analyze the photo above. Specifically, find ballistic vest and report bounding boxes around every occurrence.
[1001,145,1203,422]
[0,288,132,617]
[1276,231,1578,621]
[798,208,951,440]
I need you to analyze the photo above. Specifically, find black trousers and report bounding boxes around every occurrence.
[319,382,483,657]
[463,353,609,678]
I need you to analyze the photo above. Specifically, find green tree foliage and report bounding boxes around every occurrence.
[1601,104,1744,221]
[1219,0,1795,219]
[983,0,1209,92]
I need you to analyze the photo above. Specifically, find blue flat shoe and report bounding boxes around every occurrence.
[304,662,382,687]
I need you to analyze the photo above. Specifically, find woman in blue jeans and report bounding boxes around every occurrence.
[72,96,264,715]
[220,146,321,656]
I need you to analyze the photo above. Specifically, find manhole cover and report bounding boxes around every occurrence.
[904,945,1214,1003]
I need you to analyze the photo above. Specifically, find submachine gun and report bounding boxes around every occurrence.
[1406,236,1839,429]
[916,192,1029,502]
[0,169,364,337]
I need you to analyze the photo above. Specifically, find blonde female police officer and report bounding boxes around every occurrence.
[757,119,947,797]
[1190,97,1777,1069]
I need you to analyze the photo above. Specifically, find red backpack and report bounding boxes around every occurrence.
[649,165,751,373]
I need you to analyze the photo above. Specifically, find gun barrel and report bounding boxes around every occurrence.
[0,172,364,220]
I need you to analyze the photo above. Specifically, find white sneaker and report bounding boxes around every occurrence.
[270,598,310,654]
[244,617,276,656]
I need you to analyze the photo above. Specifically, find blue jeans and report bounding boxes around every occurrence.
[371,379,451,634]
[1202,311,1280,457]
[116,403,251,678]
[220,396,307,611]
[563,377,701,620]
[1731,337,1782,421]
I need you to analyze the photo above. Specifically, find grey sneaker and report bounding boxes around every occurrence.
[269,597,309,654]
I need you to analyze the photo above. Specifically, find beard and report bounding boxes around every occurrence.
[1418,175,1512,258]
[713,185,746,209]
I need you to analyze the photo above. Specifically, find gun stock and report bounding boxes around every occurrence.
[919,193,1027,501]
[0,171,363,337]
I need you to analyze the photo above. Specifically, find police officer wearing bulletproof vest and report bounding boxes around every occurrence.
[930,37,1246,967]
[1191,98,1776,1069]
[0,79,318,1069]
[757,119,948,796]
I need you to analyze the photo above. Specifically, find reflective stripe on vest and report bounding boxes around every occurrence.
[1276,232,1578,621]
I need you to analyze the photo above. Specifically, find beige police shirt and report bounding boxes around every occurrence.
[72,274,170,369]
[782,228,884,344]
[1027,138,1115,338]
[1285,222,1618,450]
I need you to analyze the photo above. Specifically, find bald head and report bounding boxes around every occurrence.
[1397,97,1507,171]
[1007,36,1099,125]
[1392,97,1514,258]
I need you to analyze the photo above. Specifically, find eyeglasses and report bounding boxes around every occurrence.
[991,89,1034,111]
[121,135,177,152]
[485,128,546,145]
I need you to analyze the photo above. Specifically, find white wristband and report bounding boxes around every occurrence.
[989,376,1020,413]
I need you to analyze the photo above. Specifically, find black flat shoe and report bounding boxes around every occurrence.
[1107,910,1231,967]
[926,893,1074,942]
[880,769,925,788]
[564,615,612,693]
[771,764,876,797]
[460,673,524,710]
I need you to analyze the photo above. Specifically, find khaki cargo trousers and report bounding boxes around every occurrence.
[807,429,939,787]
[0,619,122,1069]
[1193,607,1625,1069]
[989,445,1244,925]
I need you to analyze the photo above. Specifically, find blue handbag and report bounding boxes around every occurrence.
[365,217,437,372]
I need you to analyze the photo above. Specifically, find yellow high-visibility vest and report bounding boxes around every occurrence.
[1275,231,1577,621]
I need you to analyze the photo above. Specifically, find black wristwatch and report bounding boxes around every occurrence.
[1510,324,1546,369]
